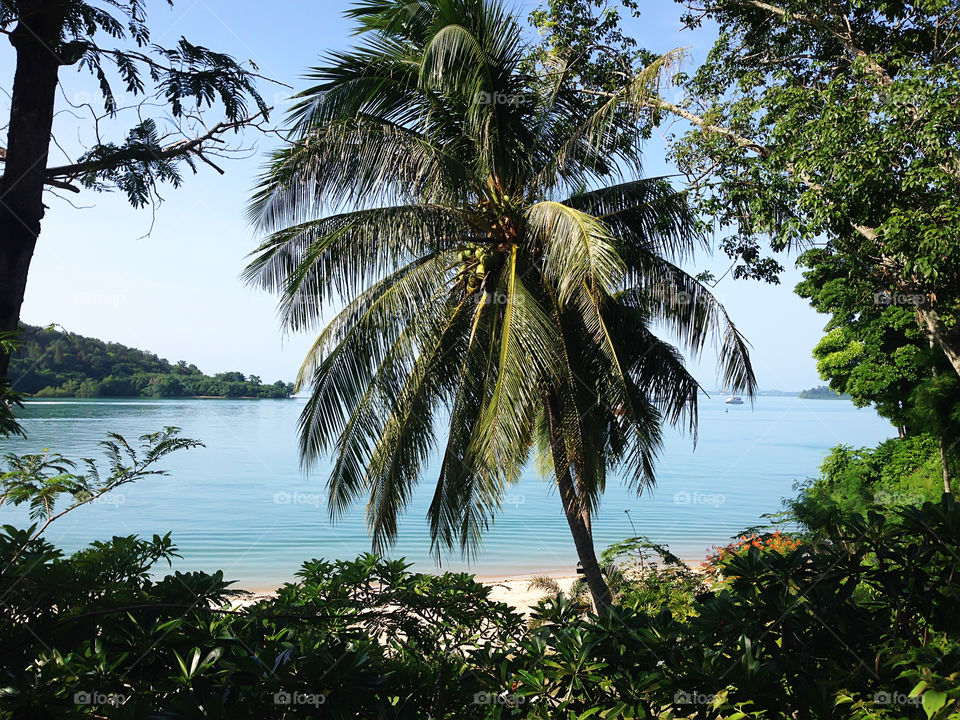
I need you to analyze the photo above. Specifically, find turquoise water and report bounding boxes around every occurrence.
[1,397,893,589]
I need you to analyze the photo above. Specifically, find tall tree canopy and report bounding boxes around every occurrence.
[536,0,960,381]
[797,248,960,492]
[669,0,960,378]
[0,0,270,378]
[246,0,755,611]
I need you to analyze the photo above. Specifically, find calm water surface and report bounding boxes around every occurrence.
[1,396,893,588]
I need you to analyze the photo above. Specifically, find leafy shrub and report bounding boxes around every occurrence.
[0,432,525,719]
[598,537,708,620]
[501,499,960,719]
[702,530,802,582]
[791,434,944,532]
[1,532,525,719]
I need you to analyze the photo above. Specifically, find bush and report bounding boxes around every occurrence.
[0,537,523,719]
[503,499,960,719]
[791,434,944,532]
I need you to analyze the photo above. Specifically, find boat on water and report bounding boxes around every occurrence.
[725,395,744,405]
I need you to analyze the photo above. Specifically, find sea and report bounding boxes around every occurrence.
[0,395,893,589]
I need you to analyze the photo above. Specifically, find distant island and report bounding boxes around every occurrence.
[9,324,294,399]
[706,389,801,397]
[799,385,849,400]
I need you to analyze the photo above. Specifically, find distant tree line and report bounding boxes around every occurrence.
[798,385,849,400]
[8,325,293,399]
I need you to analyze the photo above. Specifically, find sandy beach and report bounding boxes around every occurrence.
[481,575,579,614]
[234,573,581,614]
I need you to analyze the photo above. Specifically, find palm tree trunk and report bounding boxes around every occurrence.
[557,466,612,614]
[0,5,65,378]
[543,391,612,614]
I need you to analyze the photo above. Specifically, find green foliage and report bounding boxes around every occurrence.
[798,385,848,400]
[1,540,525,719]
[662,0,960,374]
[4,432,960,718]
[0,330,25,438]
[791,435,945,531]
[528,0,644,87]
[598,536,707,619]
[8,324,293,399]
[501,499,960,719]
[0,0,269,205]
[797,250,959,432]
[796,246,960,486]
[7,506,960,718]
[0,432,524,718]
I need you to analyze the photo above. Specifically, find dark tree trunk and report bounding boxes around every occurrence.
[544,391,612,614]
[0,6,65,378]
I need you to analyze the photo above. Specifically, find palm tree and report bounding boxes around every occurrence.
[246,0,755,613]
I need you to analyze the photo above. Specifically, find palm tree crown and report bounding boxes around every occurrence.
[246,0,756,610]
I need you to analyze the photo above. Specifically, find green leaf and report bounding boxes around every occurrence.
[923,691,947,718]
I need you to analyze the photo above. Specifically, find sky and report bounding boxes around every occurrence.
[7,0,830,391]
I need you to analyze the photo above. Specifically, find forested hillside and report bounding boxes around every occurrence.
[8,325,293,398]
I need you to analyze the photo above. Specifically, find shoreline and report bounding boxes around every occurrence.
[22,395,295,401]
[235,553,707,596]
[234,557,708,614]
[232,573,583,614]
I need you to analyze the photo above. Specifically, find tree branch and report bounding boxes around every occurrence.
[44,111,268,181]
[44,177,80,193]
[645,96,773,158]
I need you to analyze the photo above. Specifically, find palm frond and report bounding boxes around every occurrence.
[565,177,705,264]
[526,201,624,305]
[532,49,685,194]
[428,293,498,554]
[244,204,475,331]
[472,250,558,474]
[620,258,758,396]
[249,118,472,230]
[364,293,478,551]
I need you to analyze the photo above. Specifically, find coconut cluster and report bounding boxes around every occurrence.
[457,245,506,292]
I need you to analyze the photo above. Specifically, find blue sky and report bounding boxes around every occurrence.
[9,0,830,390]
